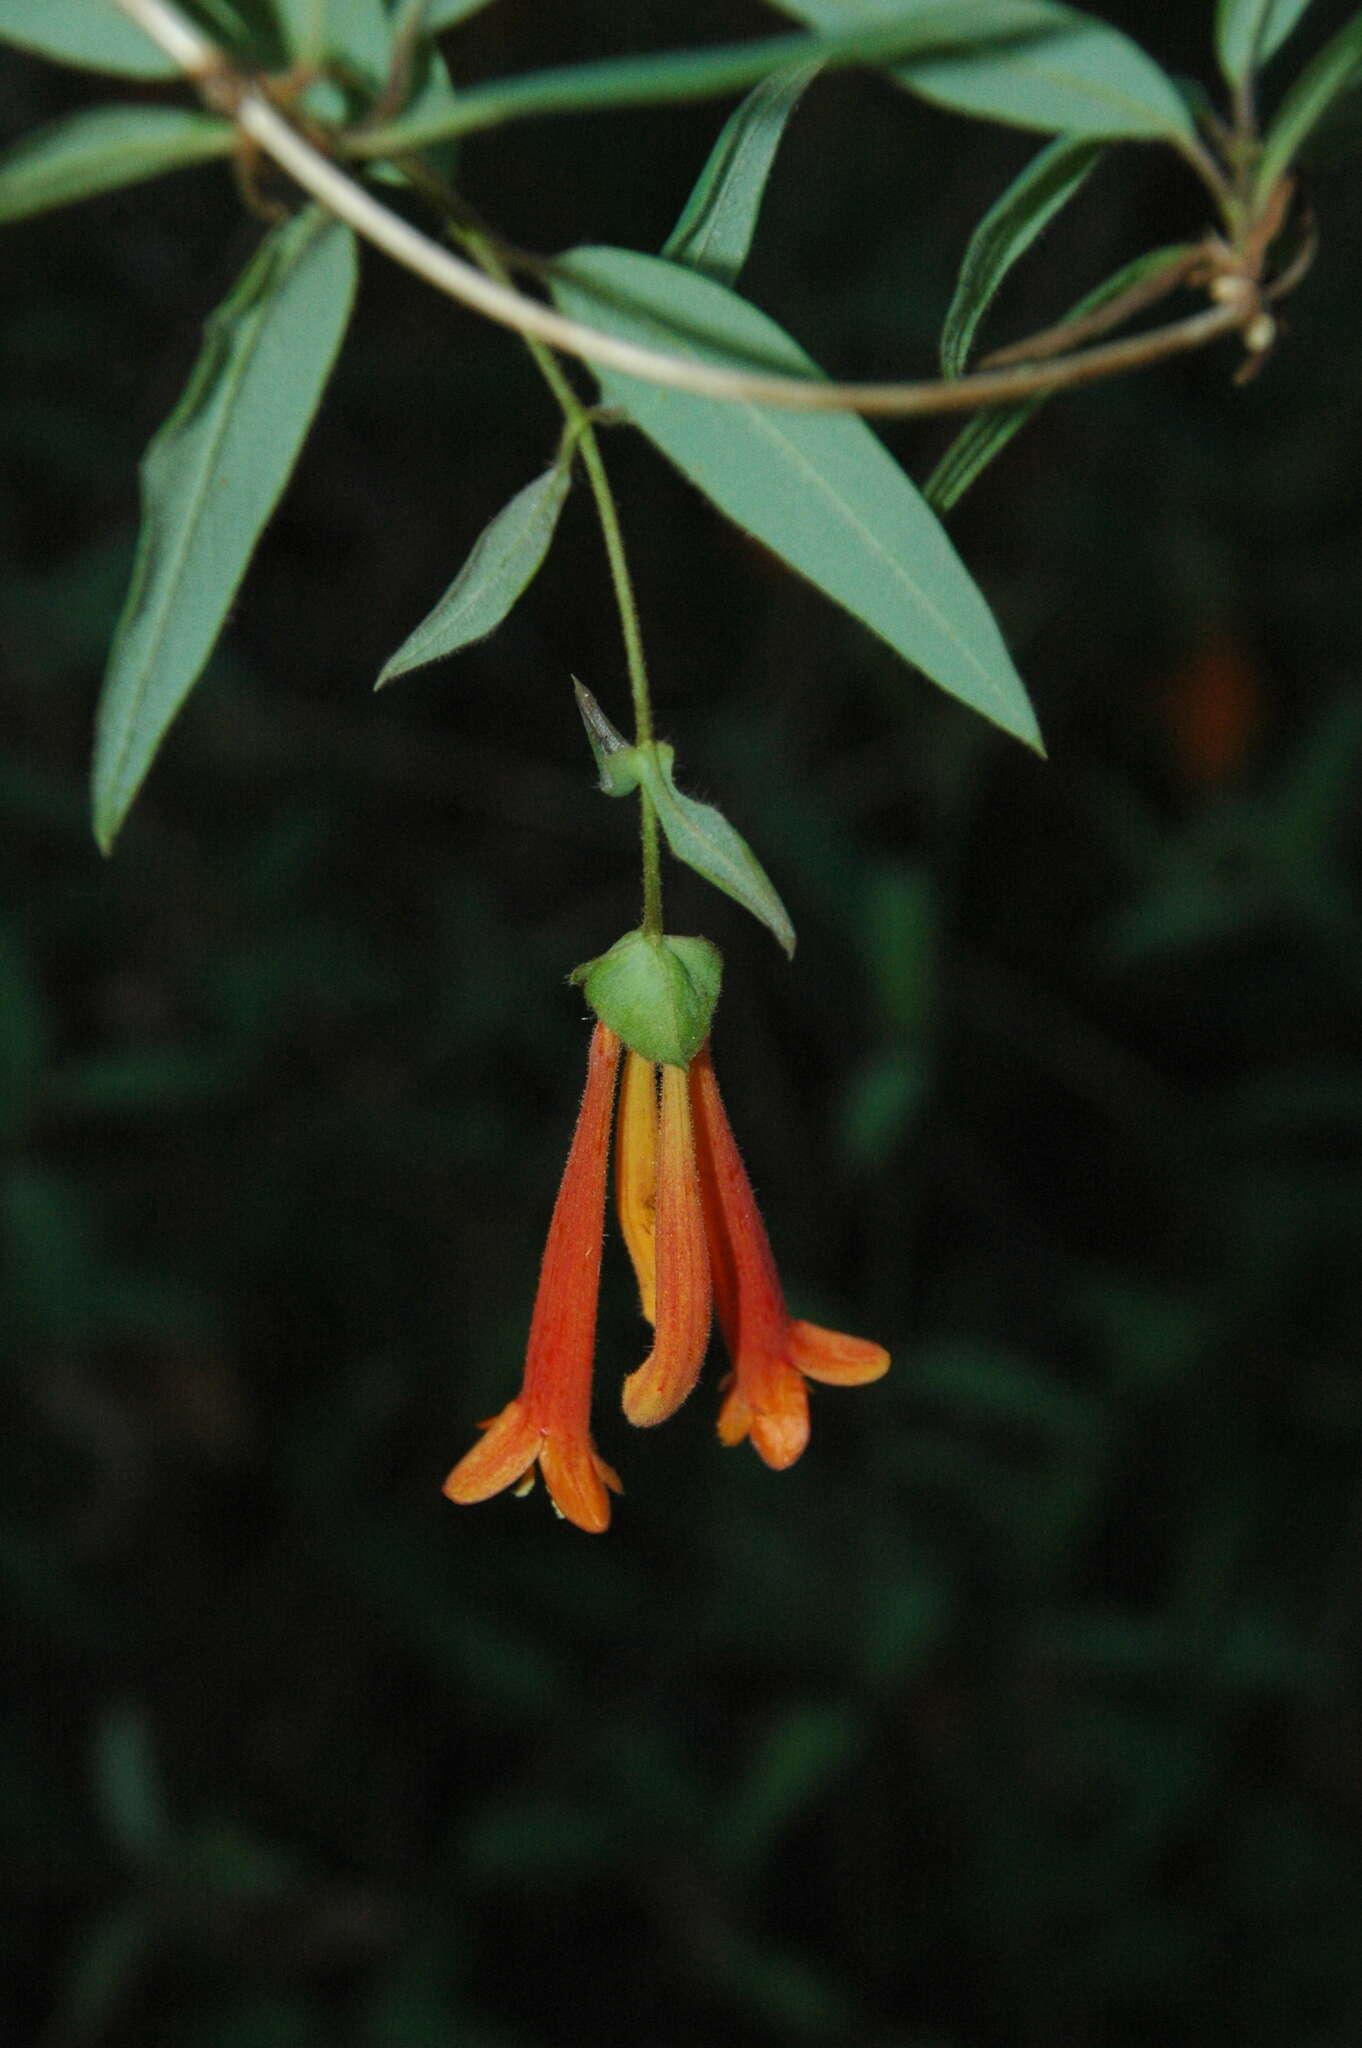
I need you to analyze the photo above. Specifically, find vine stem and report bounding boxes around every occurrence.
[452,216,664,938]
[107,0,1251,417]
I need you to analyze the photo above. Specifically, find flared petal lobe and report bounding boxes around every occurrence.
[622,1061,712,1426]
[444,1399,540,1503]
[689,1039,888,1470]
[444,1021,623,1532]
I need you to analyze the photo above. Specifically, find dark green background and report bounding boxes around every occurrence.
[4,4,1362,2043]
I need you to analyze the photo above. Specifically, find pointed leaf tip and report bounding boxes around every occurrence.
[92,209,356,851]
[377,464,572,686]
[550,247,1042,755]
[573,681,643,794]
[635,744,796,957]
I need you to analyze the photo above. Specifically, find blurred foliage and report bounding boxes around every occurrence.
[4,3,1362,2044]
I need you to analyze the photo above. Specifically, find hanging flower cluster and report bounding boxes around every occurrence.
[445,1019,889,1533]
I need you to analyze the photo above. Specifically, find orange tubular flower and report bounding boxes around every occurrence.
[444,1021,624,1533]
[620,1058,711,1427]
[689,1040,889,1470]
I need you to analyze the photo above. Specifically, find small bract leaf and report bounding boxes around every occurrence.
[551,246,1042,752]
[0,108,235,227]
[0,0,179,76]
[573,681,644,795]
[663,60,820,287]
[578,931,723,1068]
[634,744,796,959]
[764,0,1196,140]
[93,209,357,853]
[377,465,572,685]
[1216,0,1316,85]
[940,134,1104,378]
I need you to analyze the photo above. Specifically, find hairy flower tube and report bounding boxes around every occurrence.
[617,1053,711,1428]
[689,1041,890,1470]
[443,1021,625,1533]
[444,1015,889,1530]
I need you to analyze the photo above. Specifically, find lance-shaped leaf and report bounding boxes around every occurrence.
[377,464,573,685]
[634,744,796,958]
[0,0,179,76]
[1215,0,1316,84]
[763,0,1195,141]
[939,134,1104,378]
[93,208,357,853]
[552,245,1041,753]
[1257,9,1362,194]
[0,108,235,227]
[925,244,1193,514]
[663,61,821,287]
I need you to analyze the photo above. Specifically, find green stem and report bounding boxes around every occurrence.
[447,210,665,937]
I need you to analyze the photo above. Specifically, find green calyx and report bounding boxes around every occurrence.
[572,930,722,1067]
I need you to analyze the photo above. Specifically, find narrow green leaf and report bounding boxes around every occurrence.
[552,245,1042,752]
[924,244,1191,513]
[0,107,235,227]
[765,0,1196,140]
[377,464,572,685]
[940,134,1103,378]
[1215,0,1316,84]
[663,61,820,287]
[0,0,178,76]
[93,209,357,853]
[634,744,796,958]
[360,13,1128,154]
[1257,8,1362,193]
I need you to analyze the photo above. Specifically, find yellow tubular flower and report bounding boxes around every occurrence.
[622,1061,712,1427]
[615,1048,659,1323]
